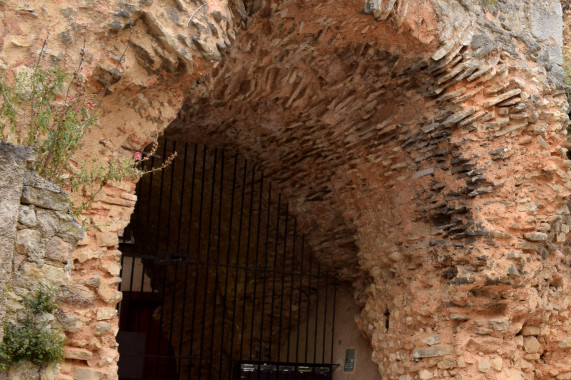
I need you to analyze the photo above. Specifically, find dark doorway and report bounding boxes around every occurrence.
[117,140,337,380]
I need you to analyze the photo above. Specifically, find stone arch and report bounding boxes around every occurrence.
[0,0,570,379]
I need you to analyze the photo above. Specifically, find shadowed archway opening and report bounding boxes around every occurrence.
[116,138,372,380]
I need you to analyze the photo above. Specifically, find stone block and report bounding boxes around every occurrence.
[19,262,70,286]
[521,326,541,336]
[18,205,37,227]
[96,307,117,320]
[419,369,433,379]
[414,167,435,178]
[423,335,441,345]
[96,232,119,247]
[523,232,548,242]
[530,2,563,46]
[60,285,96,305]
[45,236,70,263]
[523,336,540,353]
[478,358,490,373]
[63,346,93,361]
[73,367,105,380]
[97,283,122,305]
[437,357,456,369]
[558,338,571,348]
[15,229,42,259]
[491,357,502,371]
[94,322,112,336]
[73,247,105,263]
[412,345,453,358]
[101,261,121,276]
[21,186,70,211]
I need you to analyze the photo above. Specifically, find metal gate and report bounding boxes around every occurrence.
[117,140,338,380]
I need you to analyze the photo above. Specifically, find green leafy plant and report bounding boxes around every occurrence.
[0,287,65,371]
[0,36,175,219]
[0,39,96,183]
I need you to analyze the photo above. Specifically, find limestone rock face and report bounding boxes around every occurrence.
[1,0,571,379]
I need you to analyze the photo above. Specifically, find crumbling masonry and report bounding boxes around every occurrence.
[0,0,570,379]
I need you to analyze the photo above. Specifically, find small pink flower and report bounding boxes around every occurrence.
[134,151,142,161]
[85,102,93,109]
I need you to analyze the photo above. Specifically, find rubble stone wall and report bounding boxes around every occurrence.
[0,142,82,380]
[0,0,570,379]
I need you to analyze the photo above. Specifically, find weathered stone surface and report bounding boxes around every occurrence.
[18,205,37,227]
[45,236,70,263]
[418,369,433,380]
[74,367,106,380]
[63,347,93,361]
[73,247,105,263]
[96,232,119,247]
[523,232,548,242]
[94,321,112,336]
[96,308,117,321]
[15,229,42,259]
[422,335,441,346]
[524,336,541,353]
[412,345,453,359]
[1,0,570,379]
[558,338,571,348]
[521,326,541,336]
[491,357,503,371]
[21,186,70,211]
[478,358,491,373]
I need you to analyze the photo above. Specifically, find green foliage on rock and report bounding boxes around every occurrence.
[0,39,170,219]
[0,287,65,371]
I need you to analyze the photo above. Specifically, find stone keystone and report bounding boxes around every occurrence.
[412,345,454,359]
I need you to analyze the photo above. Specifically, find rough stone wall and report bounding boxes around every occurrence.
[0,142,82,380]
[0,0,570,379]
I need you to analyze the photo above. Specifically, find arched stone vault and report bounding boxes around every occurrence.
[167,1,571,378]
[1,0,570,378]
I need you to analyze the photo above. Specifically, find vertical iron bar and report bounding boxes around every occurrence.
[180,144,198,380]
[207,149,225,377]
[267,193,281,361]
[303,236,312,362]
[166,142,178,345]
[147,142,167,365]
[295,234,305,363]
[240,167,257,361]
[155,140,175,378]
[330,280,337,364]
[138,154,156,332]
[258,182,272,361]
[229,160,248,376]
[313,263,321,364]
[218,153,239,379]
[184,145,198,256]
[249,174,264,360]
[286,219,297,362]
[277,204,289,361]
[189,145,207,380]
[197,148,218,378]
[321,275,329,363]
[175,143,190,376]
[154,260,169,378]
